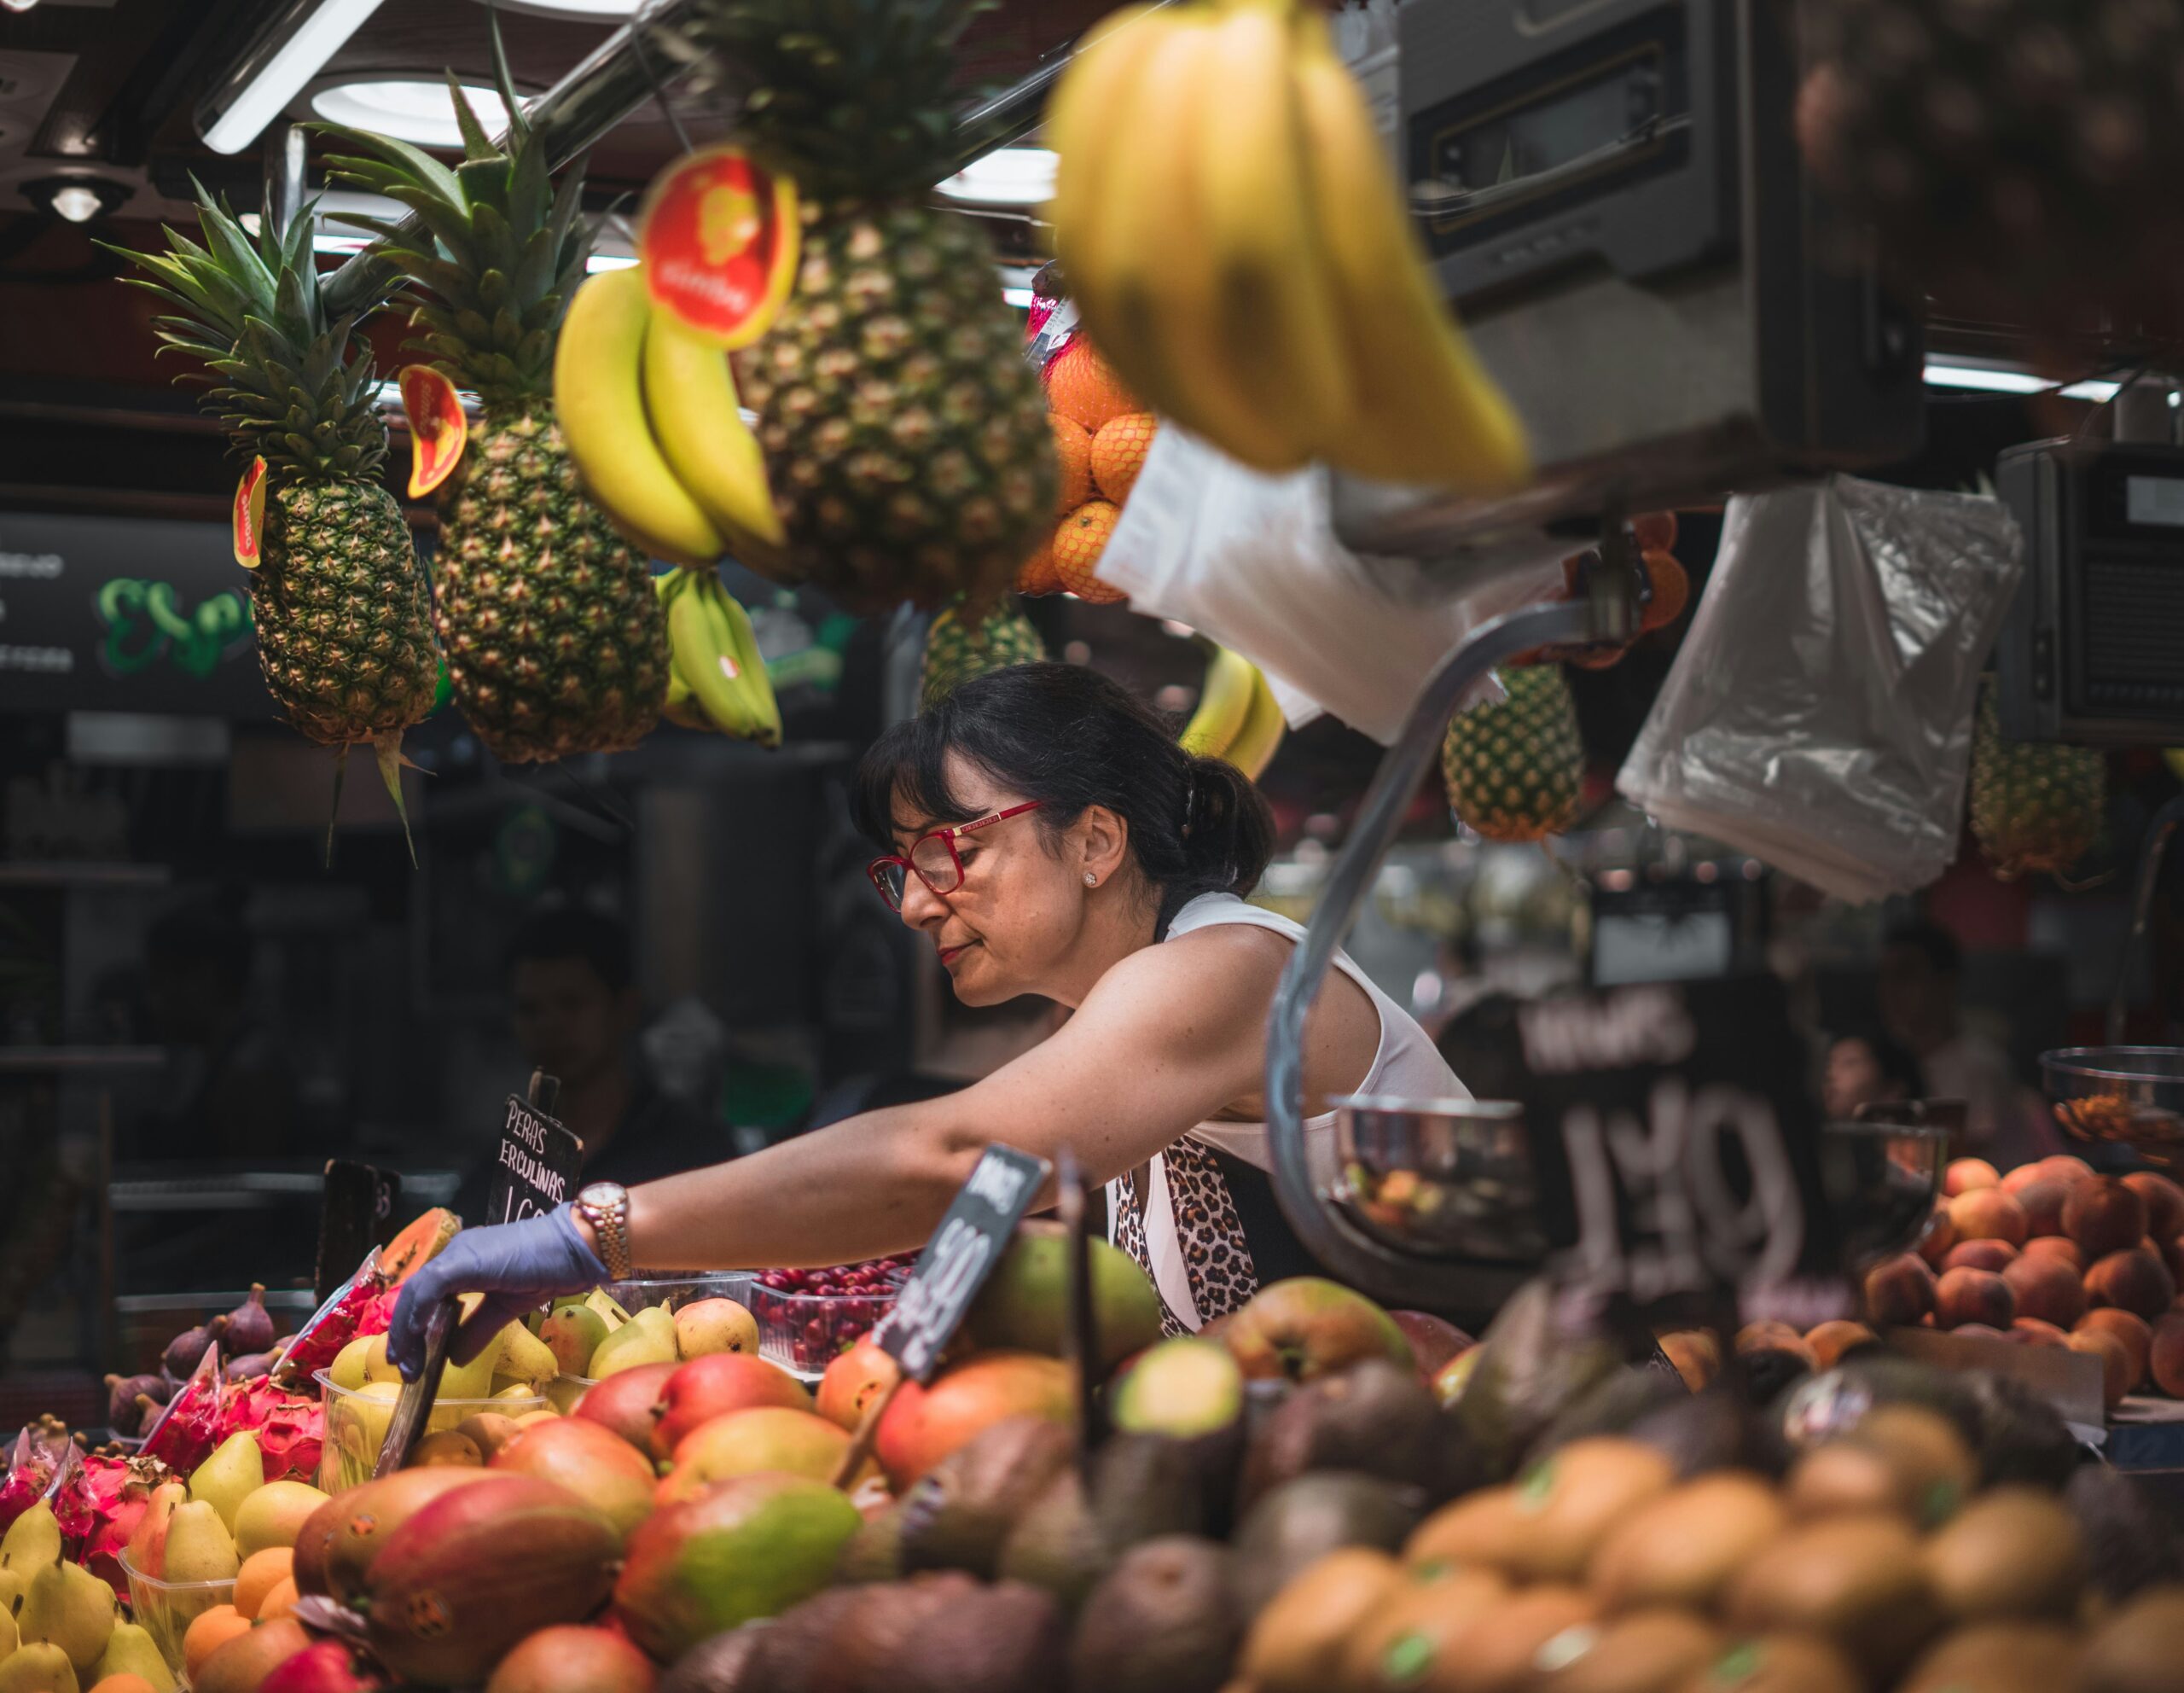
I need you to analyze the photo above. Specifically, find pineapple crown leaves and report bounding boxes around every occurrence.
[317,38,590,407]
[107,181,387,480]
[672,0,996,201]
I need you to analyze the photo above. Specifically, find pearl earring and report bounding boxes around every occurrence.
[1084,872,1097,886]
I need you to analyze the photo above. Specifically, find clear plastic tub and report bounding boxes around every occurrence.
[119,1552,234,1676]
[745,1280,903,1376]
[601,1274,757,1316]
[315,1370,546,1494]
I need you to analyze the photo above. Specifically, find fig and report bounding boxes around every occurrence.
[224,1353,276,1385]
[105,1373,171,1437]
[224,1284,277,1357]
[163,1315,229,1380]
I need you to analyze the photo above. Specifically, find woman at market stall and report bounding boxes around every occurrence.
[390,663,1461,1365]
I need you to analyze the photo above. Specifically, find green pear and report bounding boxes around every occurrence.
[490,1381,542,1404]
[0,1594,18,1655]
[584,1287,633,1330]
[160,1501,238,1585]
[340,1379,403,1466]
[589,1306,677,1379]
[0,1640,78,1693]
[361,1334,401,1385]
[494,1321,560,1391]
[87,1620,173,1693]
[18,1552,113,1674]
[435,1341,501,1404]
[0,1561,26,1618]
[0,1504,60,1574]
[540,1303,608,1376]
[328,1332,381,1391]
[187,1431,264,1533]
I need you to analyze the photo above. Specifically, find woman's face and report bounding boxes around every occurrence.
[888,753,1116,1006]
[1824,1037,1902,1120]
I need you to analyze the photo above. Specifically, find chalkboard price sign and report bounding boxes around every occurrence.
[484,1093,584,1226]
[876,1143,1052,1382]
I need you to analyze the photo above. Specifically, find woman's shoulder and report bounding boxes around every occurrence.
[1091,917,1293,1008]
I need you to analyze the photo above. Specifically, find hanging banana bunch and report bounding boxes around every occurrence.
[656,568,783,745]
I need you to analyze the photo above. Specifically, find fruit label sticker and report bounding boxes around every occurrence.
[484,1093,584,1227]
[639,145,800,349]
[875,1143,1053,1382]
[399,365,468,497]
[232,456,266,569]
[1507,977,1840,1322]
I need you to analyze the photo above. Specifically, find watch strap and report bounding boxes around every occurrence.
[578,1189,633,1280]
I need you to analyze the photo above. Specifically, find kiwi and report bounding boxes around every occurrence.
[1532,1609,1723,1693]
[2081,1586,2184,1693]
[1336,1563,1511,1693]
[1851,1405,1978,1526]
[1068,1537,1240,1693]
[1440,1584,1596,1693]
[1589,1472,1790,1614]
[1784,1441,1912,1521]
[1896,1621,2083,1693]
[1723,1514,1941,1679]
[1920,1486,2086,1622]
[1406,1484,1528,1576]
[1236,1548,1404,1693]
[1681,1633,1865,1693]
[1502,1438,1676,1582]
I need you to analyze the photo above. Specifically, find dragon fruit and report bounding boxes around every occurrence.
[0,1418,76,1538]
[274,1269,398,1392]
[140,1345,224,1475]
[217,1378,324,1485]
[55,1452,176,1598]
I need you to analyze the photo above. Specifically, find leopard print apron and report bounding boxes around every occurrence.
[1111,1138,1260,1335]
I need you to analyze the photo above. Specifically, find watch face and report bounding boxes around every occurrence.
[578,1182,628,1208]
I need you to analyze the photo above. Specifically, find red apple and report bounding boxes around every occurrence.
[2065,1178,2149,1261]
[1387,1312,1474,1380]
[1946,1158,2001,1196]
[1950,1188,2029,1247]
[1936,1267,2015,1330]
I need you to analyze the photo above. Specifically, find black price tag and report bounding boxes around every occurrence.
[1510,977,1835,1317]
[483,1093,584,1225]
[876,1143,1052,1382]
[316,1161,401,1305]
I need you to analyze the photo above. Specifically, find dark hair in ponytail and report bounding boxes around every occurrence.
[852,662,1276,936]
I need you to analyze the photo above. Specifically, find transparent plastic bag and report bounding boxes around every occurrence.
[1618,474,2024,902]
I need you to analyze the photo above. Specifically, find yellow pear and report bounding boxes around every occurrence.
[19,1552,115,1674]
[0,1641,79,1693]
[0,1561,26,1616]
[589,1306,677,1378]
[674,1298,758,1359]
[360,1335,400,1386]
[232,1481,328,1561]
[160,1502,238,1585]
[86,1621,172,1693]
[584,1288,632,1330]
[493,1322,559,1391]
[187,1433,264,1533]
[328,1333,381,1392]
[0,1593,18,1655]
[1,1503,61,1574]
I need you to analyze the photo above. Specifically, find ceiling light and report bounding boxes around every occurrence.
[310,79,514,149]
[0,0,42,13]
[1922,360,2122,403]
[198,0,386,155]
[50,185,102,224]
[23,177,131,224]
[937,146,1057,208]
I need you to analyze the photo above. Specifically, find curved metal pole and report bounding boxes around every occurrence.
[1264,589,1629,1298]
[2110,794,2184,1045]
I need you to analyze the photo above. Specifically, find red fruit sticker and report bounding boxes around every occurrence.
[400,365,468,497]
[233,456,266,570]
[639,145,799,349]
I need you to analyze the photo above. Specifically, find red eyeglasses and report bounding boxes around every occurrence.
[867,801,1045,911]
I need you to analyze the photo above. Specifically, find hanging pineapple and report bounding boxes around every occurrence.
[1442,665,1585,842]
[1969,677,2105,880]
[668,0,1057,612]
[114,187,439,845]
[319,61,668,763]
[919,602,1047,710]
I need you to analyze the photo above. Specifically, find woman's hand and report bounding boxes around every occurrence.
[386,1206,607,1377]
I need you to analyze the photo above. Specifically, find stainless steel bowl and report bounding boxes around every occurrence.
[2042,1046,2184,1166]
[1329,1095,1548,1262]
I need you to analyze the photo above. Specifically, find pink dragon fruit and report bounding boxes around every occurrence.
[272,1259,398,1392]
[56,1452,176,1598]
[140,1345,224,1475]
[0,1418,76,1538]
[217,1378,323,1485]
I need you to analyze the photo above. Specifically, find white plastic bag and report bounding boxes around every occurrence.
[1618,475,2024,903]
[1095,427,1566,743]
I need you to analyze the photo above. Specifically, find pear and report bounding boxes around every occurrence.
[540,1304,607,1376]
[160,1502,238,1585]
[122,1483,185,1580]
[328,1333,380,1392]
[232,1480,328,1561]
[674,1298,758,1360]
[87,1620,173,1693]
[340,1381,403,1467]
[494,1322,560,1391]
[589,1306,677,1379]
[435,1341,500,1404]
[0,1592,18,1655]
[187,1433,264,1533]
[19,1551,115,1674]
[1,1504,61,1574]
[584,1288,632,1330]
[360,1335,401,1386]
[0,1641,78,1693]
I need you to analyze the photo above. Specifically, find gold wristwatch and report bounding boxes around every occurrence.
[574,1182,633,1280]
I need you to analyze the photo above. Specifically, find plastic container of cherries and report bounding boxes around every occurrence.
[747,1256,915,1376]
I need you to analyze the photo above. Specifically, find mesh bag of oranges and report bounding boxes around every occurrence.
[1019,286,1154,606]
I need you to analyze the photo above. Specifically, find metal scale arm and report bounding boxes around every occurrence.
[1262,567,1636,1309]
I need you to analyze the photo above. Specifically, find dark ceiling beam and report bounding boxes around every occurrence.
[27,0,279,164]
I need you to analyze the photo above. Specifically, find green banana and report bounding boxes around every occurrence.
[694,573,782,748]
[1179,641,1257,759]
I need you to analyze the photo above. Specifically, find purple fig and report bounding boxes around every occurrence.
[222,1283,276,1356]
[160,1313,228,1379]
[104,1372,170,1435]
[222,1352,274,1384]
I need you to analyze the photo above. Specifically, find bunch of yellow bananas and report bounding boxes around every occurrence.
[555,265,787,574]
[1048,0,1531,492]
[655,567,783,746]
[1179,641,1286,780]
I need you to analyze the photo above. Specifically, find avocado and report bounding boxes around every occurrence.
[1451,1279,1624,1481]
[1738,1345,1816,1406]
[995,1434,1207,1608]
[888,1580,1065,1693]
[1239,1358,1452,1510]
[1069,1536,1241,1693]
[1622,1387,1789,1479]
[658,1626,772,1693]
[837,1498,907,1585]
[2067,1464,2183,1605]
[1529,1364,1688,1457]
[829,1573,984,1693]
[1229,1470,1423,1615]
[897,1416,1075,1577]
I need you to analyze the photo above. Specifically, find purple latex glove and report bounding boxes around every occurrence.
[387,1206,607,1376]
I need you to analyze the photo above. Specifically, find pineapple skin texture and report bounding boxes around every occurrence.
[1442,664,1585,843]
[1969,680,2103,880]
[734,203,1056,614]
[919,604,1046,710]
[434,403,669,763]
[253,478,439,747]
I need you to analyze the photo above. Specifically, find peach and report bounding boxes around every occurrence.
[2003,1254,2088,1328]
[1736,1320,1804,1354]
[2085,1245,2177,1322]
[1946,1158,2001,1196]
[1950,1324,2007,1341]
[1936,1267,2016,1330]
[1804,1320,1879,1370]
[2124,1173,2184,1244]
[2038,1155,2096,1185]
[2014,1179,2072,1238]
[2068,1329,2132,1410]
[1950,1188,2029,1247]
[2001,1162,2048,1197]
[1657,1330,1719,1393]
[1917,1199,1957,1270]
[1943,1239,2018,1275]
[2075,1308,2152,1390]
[2023,1236,2084,1271]
[2065,1178,2149,1260]
[1862,1255,1937,1329]
[2010,1317,2069,1347]
[2150,1312,2184,1397]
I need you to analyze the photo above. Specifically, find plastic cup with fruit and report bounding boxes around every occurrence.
[119,1553,235,1674]
[746,1258,913,1376]
[314,1370,544,1494]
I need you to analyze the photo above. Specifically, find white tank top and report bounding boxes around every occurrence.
[1106,892,1467,1330]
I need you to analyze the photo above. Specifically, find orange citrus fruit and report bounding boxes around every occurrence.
[1044,339,1140,432]
[1051,415,1094,512]
[89,1678,160,1693]
[256,1577,300,1622]
[1053,501,1126,603]
[235,1546,295,1620]
[1016,539,1062,596]
[184,1605,252,1677]
[1090,411,1157,504]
